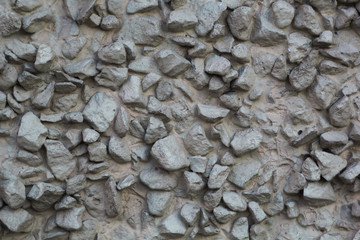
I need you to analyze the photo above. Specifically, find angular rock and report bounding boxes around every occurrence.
[227,6,253,40]
[228,157,261,188]
[83,92,117,132]
[231,43,251,63]
[119,76,146,107]
[195,2,227,36]
[17,112,48,152]
[144,117,167,144]
[320,44,359,67]
[66,174,86,195]
[32,81,55,110]
[0,207,34,233]
[204,54,231,76]
[56,206,85,231]
[146,191,173,217]
[22,8,52,33]
[64,58,97,79]
[126,0,158,14]
[289,62,317,91]
[335,6,358,30]
[184,124,213,156]
[100,15,120,30]
[232,65,256,91]
[328,96,351,128]
[98,40,126,65]
[318,60,346,75]
[231,217,249,240]
[312,150,347,181]
[320,131,348,149]
[301,157,321,181]
[88,142,111,162]
[313,30,333,47]
[104,176,121,218]
[307,75,337,110]
[61,36,87,60]
[154,49,190,77]
[0,179,26,209]
[6,39,36,62]
[197,104,230,123]
[34,44,54,72]
[108,136,131,163]
[284,172,307,194]
[303,182,336,207]
[184,171,206,197]
[213,206,236,224]
[339,162,360,184]
[167,8,197,32]
[114,106,129,137]
[293,4,323,35]
[186,58,210,89]
[230,127,262,156]
[17,149,43,166]
[243,186,272,204]
[158,212,187,238]
[156,81,173,101]
[285,200,299,218]
[288,32,311,63]
[140,166,178,190]
[180,203,200,226]
[271,0,295,28]
[142,73,162,91]
[208,164,230,189]
[27,182,64,211]
[95,67,128,90]
[18,71,42,90]
[69,219,98,240]
[0,10,21,36]
[223,191,247,212]
[130,16,164,46]
[44,140,76,181]
[248,201,267,223]
[52,93,78,112]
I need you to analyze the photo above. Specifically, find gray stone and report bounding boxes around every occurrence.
[0,10,21,36]
[130,16,164,46]
[231,217,249,240]
[167,8,197,32]
[290,126,318,147]
[0,107,17,120]
[185,58,210,89]
[184,171,206,197]
[83,92,117,132]
[107,0,123,16]
[55,196,77,210]
[119,76,146,107]
[339,162,360,184]
[100,15,120,30]
[271,0,295,28]
[328,96,351,128]
[144,117,167,144]
[17,149,42,166]
[307,75,338,110]
[189,156,207,173]
[13,0,42,12]
[104,176,121,218]
[87,13,101,27]
[156,81,173,101]
[116,174,136,190]
[301,157,321,181]
[114,106,129,137]
[129,119,145,139]
[320,44,359,67]
[203,188,223,210]
[248,201,267,223]
[219,92,241,111]
[350,122,360,141]
[285,199,299,218]
[0,207,34,233]
[319,60,346,75]
[0,179,26,209]
[140,166,178,190]
[232,65,256,91]
[6,93,23,114]
[230,127,262,156]
[288,32,311,63]
[313,30,333,47]
[108,136,131,163]
[289,61,317,91]
[312,150,347,181]
[27,182,64,211]
[0,91,6,109]
[158,212,187,238]
[231,43,251,63]
[88,142,111,162]
[271,54,287,81]
[243,186,272,204]
[51,93,78,112]
[63,58,97,80]
[146,191,173,217]
[69,219,98,240]
[128,56,156,74]
[126,0,158,14]
[151,135,189,171]
[320,131,348,149]
[284,172,307,194]
[18,71,42,90]
[6,39,37,62]
[223,191,247,212]
[227,6,253,40]
[66,174,86,195]
[228,157,261,188]
[62,36,86,60]
[180,203,200,226]
[32,82,55,110]
[197,104,230,123]
[22,8,52,33]
[214,35,234,53]
[63,112,83,123]
[205,54,231,76]
[82,128,100,143]
[184,124,213,156]
[309,0,336,12]
[336,6,358,30]
[293,4,323,35]
[154,49,190,77]
[95,67,128,90]
[303,182,336,207]
[98,40,126,65]
[55,82,77,94]
[252,51,276,76]
[264,192,284,216]
[195,2,227,36]
[214,206,236,224]
[142,73,162,91]
[34,44,54,72]
[208,164,230,189]
[17,112,48,152]
[56,206,85,231]
[44,140,76,181]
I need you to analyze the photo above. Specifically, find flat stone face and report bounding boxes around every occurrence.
[154,49,191,77]
[184,124,213,156]
[0,207,34,233]
[228,157,261,188]
[312,150,347,181]
[303,182,336,207]
[197,104,230,123]
[230,127,263,156]
[82,92,117,132]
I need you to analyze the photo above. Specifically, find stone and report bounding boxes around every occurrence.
[223,191,247,212]
[284,172,307,194]
[64,112,83,123]
[271,0,295,28]
[17,149,42,166]
[69,219,98,240]
[189,156,207,173]
[27,182,64,211]
[285,200,299,218]
[232,65,256,91]
[126,0,158,14]
[0,207,34,233]
[95,67,128,90]
[288,32,311,63]
[231,217,249,240]
[252,51,276,76]
[18,71,42,90]
[22,8,52,33]
[293,4,323,35]
[0,10,21,36]
[195,2,227,36]
[205,54,231,76]
[128,56,156,74]
[214,206,236,224]
[146,191,173,217]
[0,65,18,92]
[130,16,164,46]
[100,15,120,30]
[154,49,190,77]
[180,203,200,226]
[303,182,336,207]
[107,0,123,16]
[66,174,86,195]
[320,131,348,149]
[207,164,230,189]
[142,73,162,91]
[17,112,48,152]
[197,104,230,123]
[88,142,111,162]
[203,188,223,210]
[230,127,262,156]
[62,36,87,60]
[117,174,136,190]
[167,8,197,32]
[129,120,145,139]
[52,93,78,112]
[307,75,338,110]
[248,201,267,223]
[108,136,131,163]
[98,40,126,65]
[290,127,318,147]
[301,157,321,181]
[144,117,167,144]
[227,6,253,40]
[339,162,360,184]
[0,179,26,209]
[271,54,287,81]
[185,58,210,89]
[32,82,55,110]
[55,82,77,94]
[243,186,272,204]
[251,10,287,46]
[184,124,213,156]
[55,196,77,210]
[313,30,333,47]
[83,92,117,132]
[64,58,97,79]
[87,13,101,27]
[311,150,347,181]
[213,35,234,53]
[320,44,359,67]
[350,122,360,141]
[156,81,173,101]
[0,107,17,120]
[82,129,99,144]
[140,166,177,190]
[264,192,284,216]
[336,7,358,30]
[309,0,336,12]
[44,140,76,181]
[328,96,351,128]
[114,106,129,137]
[289,61,317,91]
[6,39,37,62]
[119,76,146,107]
[219,92,241,111]
[231,43,251,63]
[228,157,261,188]
[56,206,85,231]
[151,135,189,171]
[158,212,187,238]
[184,171,206,197]
[34,44,54,72]
[104,176,121,218]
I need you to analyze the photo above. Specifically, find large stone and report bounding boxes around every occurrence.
[34,44,54,72]
[0,207,34,233]
[139,166,178,190]
[328,96,351,128]
[230,127,262,156]
[56,206,85,231]
[289,62,317,91]
[195,2,227,36]
[98,40,126,65]
[167,8,198,32]
[119,75,146,107]
[94,67,128,90]
[303,182,336,207]
[339,162,360,184]
[184,124,213,156]
[151,135,189,171]
[27,182,64,211]
[271,0,295,28]
[6,39,37,62]
[0,10,21,36]
[301,157,321,181]
[213,206,236,224]
[32,81,55,110]
[44,140,76,181]
[154,49,191,77]
[208,164,230,189]
[231,217,249,240]
[320,44,359,67]
[293,4,323,35]
[288,32,311,63]
[83,92,117,132]
[144,117,167,144]
[180,203,200,226]
[0,64,18,91]
[307,75,338,110]
[22,8,52,33]
[64,58,97,79]
[17,112,48,152]
[114,106,129,137]
[126,0,158,14]
[223,191,247,212]
[104,176,121,218]
[227,6,253,40]
[228,157,261,188]
[130,16,164,46]
[283,172,307,194]
[197,104,230,123]
[205,54,231,76]
[108,136,131,163]
[158,212,187,238]
[312,150,347,181]
[146,191,173,217]
[320,131,348,149]
[0,179,26,209]
[61,36,87,60]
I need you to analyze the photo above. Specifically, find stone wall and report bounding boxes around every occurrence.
[0,0,360,239]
